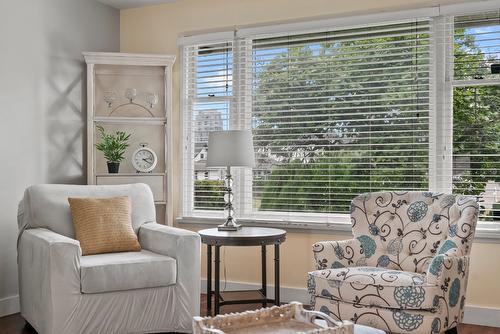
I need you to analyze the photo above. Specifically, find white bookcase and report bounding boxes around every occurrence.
[83,52,176,225]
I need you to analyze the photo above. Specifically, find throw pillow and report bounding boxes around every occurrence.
[68,196,141,255]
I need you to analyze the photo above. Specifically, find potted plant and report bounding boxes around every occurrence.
[95,125,131,173]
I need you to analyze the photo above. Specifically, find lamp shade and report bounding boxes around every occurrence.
[206,130,255,168]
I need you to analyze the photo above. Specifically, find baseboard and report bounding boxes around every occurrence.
[201,279,500,328]
[463,305,500,328]
[0,295,20,318]
[200,279,310,305]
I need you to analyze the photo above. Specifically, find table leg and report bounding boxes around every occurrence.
[274,244,280,306]
[214,245,221,315]
[206,245,212,316]
[261,245,267,307]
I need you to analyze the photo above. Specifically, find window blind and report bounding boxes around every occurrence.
[249,19,432,215]
[183,42,233,212]
[452,11,500,221]
[182,12,500,225]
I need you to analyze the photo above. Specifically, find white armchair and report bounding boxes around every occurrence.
[17,183,200,334]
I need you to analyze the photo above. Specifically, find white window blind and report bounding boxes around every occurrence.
[183,19,433,219]
[451,10,500,221]
[183,42,233,212]
[181,9,500,228]
[249,20,432,215]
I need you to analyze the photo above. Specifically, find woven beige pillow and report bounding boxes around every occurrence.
[68,196,141,256]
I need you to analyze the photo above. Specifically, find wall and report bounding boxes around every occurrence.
[0,0,119,316]
[120,0,500,315]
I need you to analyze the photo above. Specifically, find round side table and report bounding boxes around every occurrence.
[198,227,286,316]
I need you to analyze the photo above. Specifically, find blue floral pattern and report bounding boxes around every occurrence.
[431,318,441,333]
[310,191,478,334]
[356,235,376,258]
[407,201,428,222]
[331,261,345,269]
[387,237,403,255]
[377,255,390,267]
[394,287,426,308]
[449,224,458,237]
[440,194,456,208]
[368,224,380,236]
[438,239,458,255]
[334,245,345,259]
[449,278,461,307]
[393,310,424,331]
[428,256,444,276]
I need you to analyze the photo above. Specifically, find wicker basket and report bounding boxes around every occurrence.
[193,302,354,334]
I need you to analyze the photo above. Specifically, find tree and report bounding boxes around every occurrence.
[194,180,225,209]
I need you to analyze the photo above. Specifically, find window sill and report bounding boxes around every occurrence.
[176,216,353,234]
[177,216,500,243]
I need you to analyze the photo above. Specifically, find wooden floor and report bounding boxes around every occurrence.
[0,294,498,333]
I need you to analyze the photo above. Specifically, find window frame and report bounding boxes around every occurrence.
[179,7,500,240]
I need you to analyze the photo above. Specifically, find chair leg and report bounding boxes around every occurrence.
[445,327,458,334]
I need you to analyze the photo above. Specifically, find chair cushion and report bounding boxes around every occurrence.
[80,250,176,293]
[308,267,440,311]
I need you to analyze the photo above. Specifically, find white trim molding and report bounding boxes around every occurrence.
[439,0,500,15]
[463,305,500,328]
[201,279,500,328]
[82,52,176,66]
[0,295,20,318]
[236,7,439,38]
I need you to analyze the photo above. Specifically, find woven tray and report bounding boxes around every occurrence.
[193,302,354,334]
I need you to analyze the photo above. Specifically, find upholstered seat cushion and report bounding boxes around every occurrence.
[308,267,440,311]
[80,250,176,293]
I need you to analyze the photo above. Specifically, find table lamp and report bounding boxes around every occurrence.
[206,130,255,231]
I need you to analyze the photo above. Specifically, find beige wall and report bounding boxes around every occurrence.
[120,0,500,310]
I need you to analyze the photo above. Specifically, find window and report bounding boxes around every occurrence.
[451,11,500,221]
[181,9,500,228]
[251,20,431,215]
[183,42,232,211]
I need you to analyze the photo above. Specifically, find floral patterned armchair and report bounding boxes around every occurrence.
[308,192,479,334]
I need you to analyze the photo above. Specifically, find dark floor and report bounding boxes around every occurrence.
[0,294,498,333]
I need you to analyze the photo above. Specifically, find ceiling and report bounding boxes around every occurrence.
[97,0,177,9]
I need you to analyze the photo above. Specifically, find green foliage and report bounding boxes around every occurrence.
[194,180,225,209]
[95,125,131,163]
[452,85,500,195]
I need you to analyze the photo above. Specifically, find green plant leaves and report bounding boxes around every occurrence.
[95,125,131,163]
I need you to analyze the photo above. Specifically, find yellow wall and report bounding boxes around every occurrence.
[120,0,500,309]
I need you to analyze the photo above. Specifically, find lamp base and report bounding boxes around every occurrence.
[217,223,241,231]
[217,217,241,231]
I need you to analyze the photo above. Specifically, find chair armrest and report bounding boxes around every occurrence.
[19,228,81,287]
[139,222,201,260]
[18,228,82,326]
[426,253,469,286]
[313,238,366,270]
[139,223,201,315]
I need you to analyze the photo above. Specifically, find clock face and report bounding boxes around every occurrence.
[132,147,157,173]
